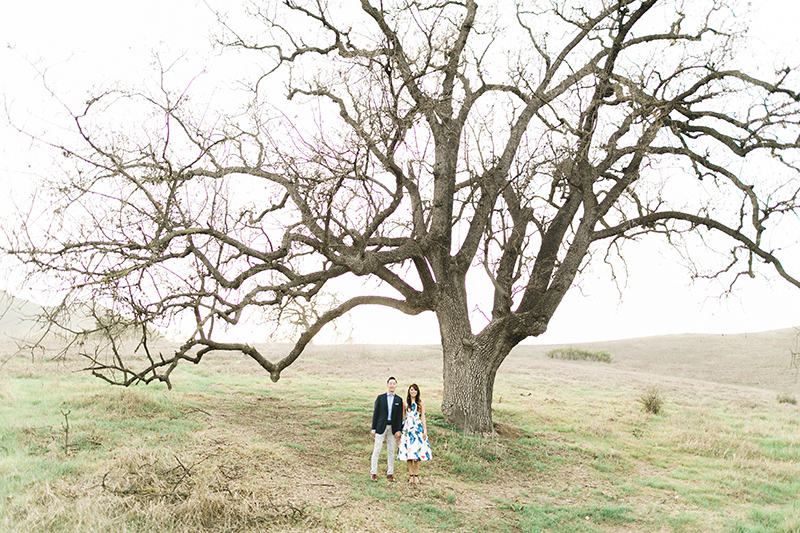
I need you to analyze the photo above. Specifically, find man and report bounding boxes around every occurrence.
[370,376,404,482]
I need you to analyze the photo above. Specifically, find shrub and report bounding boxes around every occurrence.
[776,393,797,405]
[638,387,663,415]
[546,347,612,363]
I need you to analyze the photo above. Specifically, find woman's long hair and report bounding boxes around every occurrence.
[406,383,422,410]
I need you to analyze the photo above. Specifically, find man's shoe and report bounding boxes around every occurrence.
[371,474,378,482]
[387,474,395,482]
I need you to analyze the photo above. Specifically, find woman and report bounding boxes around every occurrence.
[396,383,432,484]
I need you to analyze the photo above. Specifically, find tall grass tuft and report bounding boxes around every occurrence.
[777,393,797,405]
[638,386,664,414]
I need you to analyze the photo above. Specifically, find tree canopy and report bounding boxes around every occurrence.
[6,0,800,433]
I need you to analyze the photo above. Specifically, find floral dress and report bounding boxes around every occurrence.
[397,403,432,462]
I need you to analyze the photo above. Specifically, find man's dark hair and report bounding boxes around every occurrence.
[387,376,397,383]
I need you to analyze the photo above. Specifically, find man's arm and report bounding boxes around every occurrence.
[371,396,380,433]
[392,398,403,437]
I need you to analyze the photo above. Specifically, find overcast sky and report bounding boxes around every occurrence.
[1,1,798,345]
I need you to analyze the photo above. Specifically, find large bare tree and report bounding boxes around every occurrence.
[6,0,800,433]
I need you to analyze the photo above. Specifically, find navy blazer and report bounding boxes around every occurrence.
[372,393,404,435]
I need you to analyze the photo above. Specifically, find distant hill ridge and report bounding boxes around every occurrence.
[0,291,165,342]
[0,290,48,339]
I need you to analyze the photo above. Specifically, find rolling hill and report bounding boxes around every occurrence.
[1,288,797,395]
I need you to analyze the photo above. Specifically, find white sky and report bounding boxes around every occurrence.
[1,1,798,345]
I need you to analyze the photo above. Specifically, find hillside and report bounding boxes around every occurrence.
[256,327,800,406]
[510,328,800,395]
[0,287,797,395]
[0,290,47,341]
[3,328,800,532]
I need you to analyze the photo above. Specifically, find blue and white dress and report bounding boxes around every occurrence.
[397,403,432,462]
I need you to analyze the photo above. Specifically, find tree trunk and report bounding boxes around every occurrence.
[440,324,516,435]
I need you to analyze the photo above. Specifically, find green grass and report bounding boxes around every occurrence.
[1,348,800,532]
[398,502,464,532]
[503,501,635,532]
[727,504,800,533]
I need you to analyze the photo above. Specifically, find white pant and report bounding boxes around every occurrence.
[371,424,397,475]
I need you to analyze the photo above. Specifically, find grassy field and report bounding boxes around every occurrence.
[1,331,799,532]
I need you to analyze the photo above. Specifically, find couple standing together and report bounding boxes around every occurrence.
[370,377,432,484]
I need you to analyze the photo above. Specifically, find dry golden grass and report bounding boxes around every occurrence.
[1,328,799,532]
